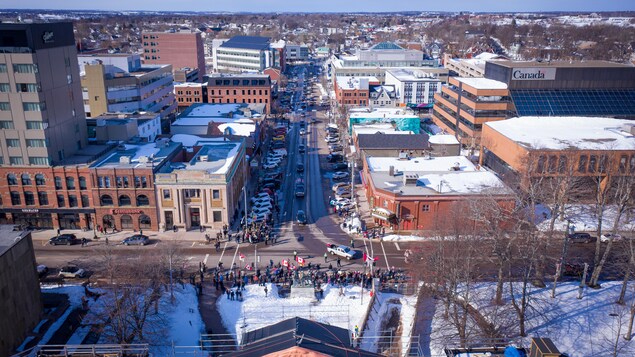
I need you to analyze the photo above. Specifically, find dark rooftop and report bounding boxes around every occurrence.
[226,317,381,357]
[357,133,430,150]
[0,226,30,257]
[491,60,633,68]
[220,36,271,50]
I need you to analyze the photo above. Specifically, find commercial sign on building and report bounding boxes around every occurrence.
[111,209,144,215]
[511,68,556,81]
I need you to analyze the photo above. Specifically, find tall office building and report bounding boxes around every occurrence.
[0,22,88,166]
[142,30,206,82]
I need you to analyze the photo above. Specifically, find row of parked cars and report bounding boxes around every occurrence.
[567,232,630,243]
[49,233,150,246]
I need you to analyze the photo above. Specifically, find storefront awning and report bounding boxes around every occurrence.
[371,208,396,221]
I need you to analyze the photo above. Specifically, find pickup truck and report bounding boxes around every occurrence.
[326,244,356,260]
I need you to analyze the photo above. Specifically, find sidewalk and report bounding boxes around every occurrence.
[30,228,218,244]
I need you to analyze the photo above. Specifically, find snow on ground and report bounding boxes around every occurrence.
[535,204,635,233]
[217,283,371,344]
[360,291,419,353]
[429,281,635,356]
[36,284,204,353]
[383,234,432,242]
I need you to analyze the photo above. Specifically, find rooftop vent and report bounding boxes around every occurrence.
[450,162,460,171]
[138,156,149,163]
[622,123,635,135]
[403,173,419,186]
[388,165,395,176]
[155,138,170,148]
[119,156,131,164]
[199,155,209,162]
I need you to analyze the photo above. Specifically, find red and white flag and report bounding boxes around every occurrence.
[282,259,289,267]
[297,257,305,265]
[245,264,253,271]
[239,253,245,261]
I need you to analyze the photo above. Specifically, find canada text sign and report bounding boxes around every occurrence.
[511,68,556,80]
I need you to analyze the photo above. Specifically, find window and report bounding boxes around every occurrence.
[123,176,129,188]
[0,83,10,92]
[599,155,608,174]
[22,102,46,112]
[79,176,87,190]
[100,194,113,206]
[24,191,35,205]
[116,176,123,188]
[578,155,588,173]
[183,189,200,198]
[81,195,89,207]
[66,177,75,189]
[68,194,78,207]
[6,139,20,147]
[10,191,21,205]
[422,204,430,212]
[588,155,598,173]
[134,176,142,188]
[26,121,44,129]
[38,192,48,205]
[213,211,222,222]
[0,64,6,73]
[558,155,568,174]
[54,176,62,189]
[13,64,38,73]
[139,215,151,229]
[21,173,31,185]
[104,177,111,188]
[118,195,131,206]
[619,155,628,173]
[163,190,171,199]
[26,139,46,147]
[0,121,14,129]
[537,155,547,173]
[548,155,558,174]
[141,177,147,188]
[212,189,220,199]
[383,200,388,208]
[31,156,48,166]
[7,174,17,185]
[35,174,45,185]
[137,195,150,206]
[120,215,133,229]
[57,194,65,207]
[16,83,39,93]
[9,157,23,165]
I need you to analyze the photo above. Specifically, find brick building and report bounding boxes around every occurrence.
[175,83,205,111]
[207,74,272,114]
[142,30,205,82]
[334,76,377,107]
[361,155,514,232]
[89,140,182,232]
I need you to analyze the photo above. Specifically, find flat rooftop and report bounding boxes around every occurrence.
[367,155,511,196]
[485,117,635,151]
[0,226,30,257]
[173,104,247,126]
[336,76,377,90]
[220,36,270,50]
[491,60,633,69]
[454,77,508,90]
[91,141,181,169]
[386,68,443,81]
[92,112,159,121]
[186,141,242,174]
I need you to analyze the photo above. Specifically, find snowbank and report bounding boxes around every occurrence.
[535,204,635,232]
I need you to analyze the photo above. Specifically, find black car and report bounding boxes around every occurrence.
[297,210,307,225]
[331,162,348,171]
[49,234,79,246]
[297,163,305,172]
[327,154,344,162]
[122,234,150,246]
[567,232,593,243]
[299,144,306,153]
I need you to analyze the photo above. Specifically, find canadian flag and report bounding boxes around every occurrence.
[297,257,305,265]
[245,264,253,271]
[239,253,245,261]
[290,264,297,270]
[282,259,289,267]
[363,252,379,263]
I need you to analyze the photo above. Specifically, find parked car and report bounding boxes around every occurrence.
[327,154,344,162]
[325,137,339,144]
[297,210,307,225]
[298,144,306,153]
[332,182,350,192]
[251,192,272,203]
[58,266,86,278]
[332,171,350,180]
[37,264,49,278]
[272,141,285,149]
[567,232,593,243]
[49,234,79,246]
[251,207,272,217]
[272,148,287,157]
[263,162,279,170]
[253,199,273,209]
[600,233,623,243]
[331,162,348,171]
[329,197,351,207]
[273,135,285,141]
[297,163,305,172]
[329,144,343,151]
[295,183,306,197]
[336,191,352,199]
[122,234,150,246]
[335,187,351,196]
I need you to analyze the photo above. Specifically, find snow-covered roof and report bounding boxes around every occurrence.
[218,122,256,137]
[367,155,510,196]
[485,117,635,151]
[187,142,241,175]
[428,134,460,145]
[336,76,376,90]
[91,141,181,169]
[353,124,412,135]
[453,77,508,90]
[172,104,247,126]
[171,134,230,147]
[386,68,442,82]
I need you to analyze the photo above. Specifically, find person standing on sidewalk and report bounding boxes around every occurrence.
[324,252,328,263]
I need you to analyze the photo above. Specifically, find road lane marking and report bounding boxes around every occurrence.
[229,242,240,269]
[380,241,390,270]
[203,253,209,265]
[394,243,401,251]
[191,242,196,247]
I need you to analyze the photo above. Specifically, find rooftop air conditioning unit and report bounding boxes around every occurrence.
[119,156,131,164]
[138,156,149,163]
[450,162,460,171]
[403,173,419,185]
[622,123,635,135]
[199,155,209,162]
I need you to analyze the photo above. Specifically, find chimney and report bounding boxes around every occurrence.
[389,165,395,176]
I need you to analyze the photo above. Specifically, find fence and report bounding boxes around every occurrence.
[356,331,424,356]
[12,344,150,357]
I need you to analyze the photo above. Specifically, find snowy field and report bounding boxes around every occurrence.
[429,281,635,357]
[217,283,371,344]
[535,204,635,233]
[27,284,204,355]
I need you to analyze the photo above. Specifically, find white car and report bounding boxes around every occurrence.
[251,193,272,203]
[263,162,279,170]
[272,148,287,157]
[251,206,272,216]
[330,197,351,207]
[600,233,623,243]
[266,156,283,164]
[58,266,86,278]
[299,128,306,135]
[332,171,350,180]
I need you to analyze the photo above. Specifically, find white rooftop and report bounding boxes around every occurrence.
[386,68,442,82]
[336,76,376,90]
[353,124,413,135]
[366,155,510,196]
[428,134,460,145]
[172,104,246,126]
[486,117,635,151]
[175,82,203,88]
[454,77,508,90]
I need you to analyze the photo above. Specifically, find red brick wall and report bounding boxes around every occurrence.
[142,32,205,81]
[207,85,271,114]
[90,168,159,231]
[175,85,205,108]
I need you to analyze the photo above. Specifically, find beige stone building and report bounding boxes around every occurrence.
[155,138,247,231]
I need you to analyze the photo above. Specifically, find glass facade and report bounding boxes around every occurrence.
[511,89,635,117]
